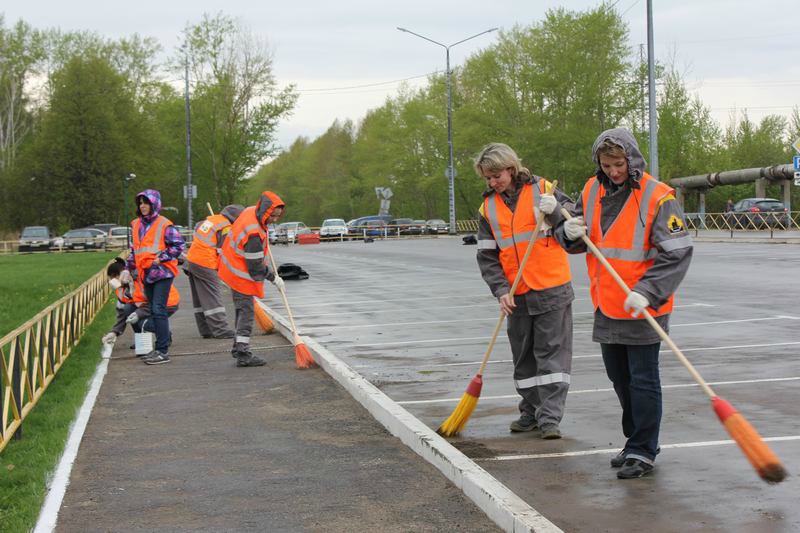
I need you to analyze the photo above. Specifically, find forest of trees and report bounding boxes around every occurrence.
[1,6,798,235]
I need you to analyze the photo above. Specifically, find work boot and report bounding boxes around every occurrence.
[509,413,538,432]
[231,342,251,359]
[540,425,562,440]
[236,353,266,367]
[610,450,627,468]
[617,458,654,479]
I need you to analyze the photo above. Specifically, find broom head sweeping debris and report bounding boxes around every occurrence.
[254,300,274,333]
[437,375,483,437]
[712,396,787,484]
[294,339,316,369]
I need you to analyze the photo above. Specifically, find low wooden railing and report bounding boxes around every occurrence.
[0,264,110,452]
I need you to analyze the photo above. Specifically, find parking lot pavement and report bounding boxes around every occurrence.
[264,238,800,532]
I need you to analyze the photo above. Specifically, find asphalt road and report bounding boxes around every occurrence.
[265,236,800,532]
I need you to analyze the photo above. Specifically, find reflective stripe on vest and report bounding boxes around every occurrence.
[133,217,169,254]
[582,173,674,318]
[484,181,546,249]
[218,206,267,297]
[187,214,230,268]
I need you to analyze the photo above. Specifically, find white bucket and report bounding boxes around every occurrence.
[134,319,154,355]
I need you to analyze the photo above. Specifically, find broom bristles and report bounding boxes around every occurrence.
[295,342,317,369]
[437,375,483,437]
[712,397,787,484]
[254,301,274,332]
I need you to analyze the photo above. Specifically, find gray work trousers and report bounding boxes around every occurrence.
[506,302,573,428]
[187,261,234,338]
[231,289,254,349]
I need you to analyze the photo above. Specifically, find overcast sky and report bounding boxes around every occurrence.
[4,1,799,151]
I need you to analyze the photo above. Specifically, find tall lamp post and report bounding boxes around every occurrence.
[123,173,136,249]
[397,26,497,235]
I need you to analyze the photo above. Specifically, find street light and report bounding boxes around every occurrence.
[124,173,136,249]
[398,26,498,235]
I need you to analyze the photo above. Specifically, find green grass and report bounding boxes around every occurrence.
[0,252,119,532]
[0,251,118,336]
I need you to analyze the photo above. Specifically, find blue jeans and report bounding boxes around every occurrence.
[144,277,173,353]
[601,342,662,462]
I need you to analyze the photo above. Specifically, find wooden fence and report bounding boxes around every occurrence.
[0,264,110,452]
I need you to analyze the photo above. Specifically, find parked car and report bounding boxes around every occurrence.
[62,229,106,250]
[347,215,393,236]
[276,221,312,243]
[320,218,348,238]
[19,226,52,252]
[268,224,278,244]
[173,225,193,239]
[83,227,109,247]
[86,223,118,235]
[107,226,132,248]
[724,198,789,229]
[389,218,416,235]
[425,219,449,234]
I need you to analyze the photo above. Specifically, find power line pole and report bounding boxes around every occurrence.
[646,0,659,177]
[184,58,193,229]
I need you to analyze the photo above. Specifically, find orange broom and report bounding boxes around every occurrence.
[206,202,274,333]
[560,207,787,483]
[438,180,557,437]
[266,248,317,369]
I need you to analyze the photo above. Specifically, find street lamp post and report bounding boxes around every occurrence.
[397,26,497,235]
[124,173,136,249]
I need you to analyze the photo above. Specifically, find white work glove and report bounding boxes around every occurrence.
[623,291,650,318]
[109,278,122,290]
[119,270,132,284]
[539,194,558,215]
[272,275,285,293]
[564,216,587,241]
[126,312,140,324]
[102,332,117,345]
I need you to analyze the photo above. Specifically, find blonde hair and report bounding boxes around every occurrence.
[595,139,626,159]
[473,142,531,182]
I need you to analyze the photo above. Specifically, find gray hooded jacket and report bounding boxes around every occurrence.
[550,128,693,344]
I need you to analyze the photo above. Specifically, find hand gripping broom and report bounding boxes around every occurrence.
[206,202,274,333]
[438,180,557,437]
[267,249,317,369]
[560,207,787,483]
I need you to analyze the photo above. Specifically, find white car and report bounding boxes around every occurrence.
[319,218,348,238]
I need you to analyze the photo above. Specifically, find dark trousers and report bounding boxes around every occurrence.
[601,342,662,462]
[144,277,173,353]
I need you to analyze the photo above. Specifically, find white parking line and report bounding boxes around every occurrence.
[396,376,800,405]
[481,436,800,462]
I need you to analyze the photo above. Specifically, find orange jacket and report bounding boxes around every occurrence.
[218,206,268,297]
[582,172,674,319]
[483,180,571,294]
[131,215,178,277]
[186,214,231,269]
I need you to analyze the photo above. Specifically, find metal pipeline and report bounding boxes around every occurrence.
[669,164,794,190]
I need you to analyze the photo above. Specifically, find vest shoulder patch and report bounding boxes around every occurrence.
[667,214,685,234]
[199,220,213,233]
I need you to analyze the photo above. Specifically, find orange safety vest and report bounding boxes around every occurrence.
[582,172,674,319]
[186,214,231,269]
[131,278,180,307]
[482,180,571,295]
[115,285,134,305]
[218,206,268,297]
[131,215,179,277]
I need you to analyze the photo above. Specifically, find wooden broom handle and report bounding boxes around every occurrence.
[267,247,302,341]
[477,180,558,376]
[559,207,715,399]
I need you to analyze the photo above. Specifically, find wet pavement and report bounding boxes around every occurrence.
[265,236,800,532]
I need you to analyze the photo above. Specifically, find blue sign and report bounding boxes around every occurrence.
[794,155,800,171]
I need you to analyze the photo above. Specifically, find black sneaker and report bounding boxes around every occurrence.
[610,450,627,468]
[144,351,171,365]
[236,354,266,367]
[617,458,654,479]
[509,414,538,432]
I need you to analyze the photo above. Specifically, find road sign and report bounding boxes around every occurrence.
[794,172,800,186]
[183,184,197,199]
[444,167,458,179]
[793,138,800,154]
[794,155,800,171]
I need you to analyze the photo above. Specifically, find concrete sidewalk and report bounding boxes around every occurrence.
[53,279,499,532]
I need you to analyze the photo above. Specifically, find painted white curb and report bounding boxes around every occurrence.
[258,300,561,533]
[33,354,109,533]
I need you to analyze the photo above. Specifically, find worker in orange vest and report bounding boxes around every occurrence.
[474,142,576,440]
[125,189,186,365]
[185,204,245,339]
[218,191,285,367]
[550,128,693,479]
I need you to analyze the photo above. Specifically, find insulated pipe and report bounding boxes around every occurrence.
[670,164,794,190]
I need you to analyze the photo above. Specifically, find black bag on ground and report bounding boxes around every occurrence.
[278,263,309,280]
[462,234,477,245]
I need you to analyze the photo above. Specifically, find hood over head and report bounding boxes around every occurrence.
[221,204,245,223]
[591,127,647,185]
[255,191,285,228]
[135,189,162,221]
